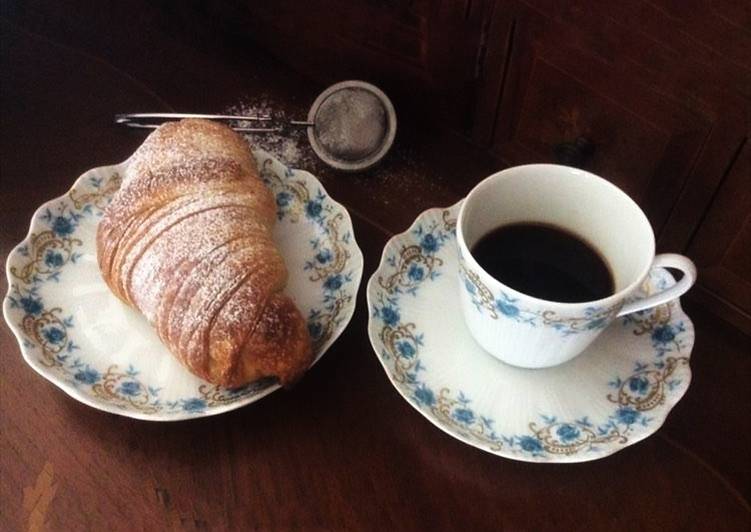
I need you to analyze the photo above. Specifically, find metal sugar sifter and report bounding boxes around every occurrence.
[116,80,397,171]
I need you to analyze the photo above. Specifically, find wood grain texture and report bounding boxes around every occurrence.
[686,139,751,331]
[475,0,719,234]
[471,0,751,329]
[191,0,489,131]
[1,7,750,531]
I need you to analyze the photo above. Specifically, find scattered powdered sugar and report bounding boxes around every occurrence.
[225,98,316,169]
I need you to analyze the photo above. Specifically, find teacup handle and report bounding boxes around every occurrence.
[617,254,697,317]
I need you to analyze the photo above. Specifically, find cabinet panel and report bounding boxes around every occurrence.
[511,59,668,202]
[205,0,490,130]
[687,140,751,326]
[474,0,712,234]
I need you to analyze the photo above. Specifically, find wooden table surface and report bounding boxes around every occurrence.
[1,14,750,532]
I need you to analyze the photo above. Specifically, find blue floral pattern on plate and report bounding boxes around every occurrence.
[366,201,694,463]
[3,149,363,421]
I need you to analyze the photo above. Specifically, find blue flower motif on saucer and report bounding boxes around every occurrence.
[380,305,400,327]
[453,407,476,425]
[42,326,65,345]
[316,248,332,264]
[650,322,688,356]
[182,398,207,412]
[305,199,323,219]
[620,289,689,357]
[44,250,65,269]
[413,384,435,406]
[307,320,323,341]
[20,296,43,316]
[377,218,450,298]
[324,274,344,291]
[51,215,76,236]
[276,191,291,208]
[628,375,650,395]
[519,436,544,454]
[119,380,141,396]
[407,264,425,282]
[396,340,416,359]
[615,407,640,425]
[556,424,581,442]
[420,233,439,253]
[40,205,83,238]
[413,222,450,253]
[74,367,100,385]
[652,325,675,343]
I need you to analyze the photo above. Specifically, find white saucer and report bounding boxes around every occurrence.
[3,149,363,421]
[366,201,694,462]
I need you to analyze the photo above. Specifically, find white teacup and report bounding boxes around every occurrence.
[456,164,697,368]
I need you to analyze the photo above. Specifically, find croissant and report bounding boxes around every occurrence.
[96,119,313,387]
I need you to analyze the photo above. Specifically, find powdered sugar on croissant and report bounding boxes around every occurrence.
[97,119,312,386]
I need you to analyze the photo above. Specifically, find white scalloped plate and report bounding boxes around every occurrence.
[366,201,694,463]
[3,149,363,421]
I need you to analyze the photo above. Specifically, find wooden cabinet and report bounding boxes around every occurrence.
[472,0,713,233]
[685,141,751,333]
[203,0,489,129]
[471,0,751,330]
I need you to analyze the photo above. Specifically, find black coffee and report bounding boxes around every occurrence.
[470,223,614,303]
